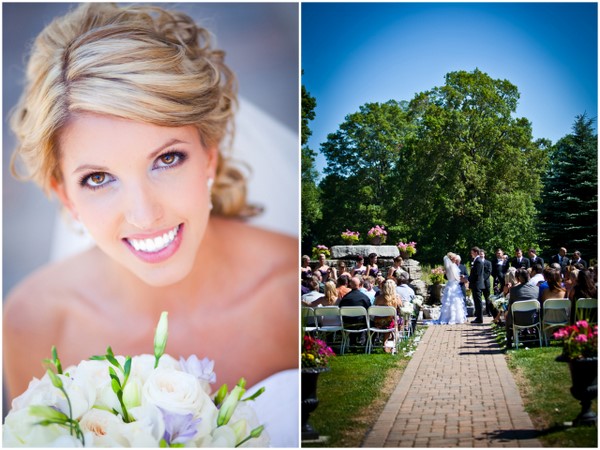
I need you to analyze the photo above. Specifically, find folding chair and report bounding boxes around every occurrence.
[301,307,318,336]
[512,300,542,348]
[367,306,398,354]
[541,299,571,346]
[575,298,597,324]
[339,306,370,355]
[313,306,343,346]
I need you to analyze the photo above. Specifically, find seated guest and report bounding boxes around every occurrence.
[539,268,566,305]
[362,277,377,304]
[352,255,367,277]
[308,280,339,308]
[395,271,416,303]
[339,277,372,347]
[570,269,597,323]
[528,264,545,286]
[301,277,324,306]
[565,268,580,303]
[505,268,539,348]
[373,279,401,348]
[336,275,351,299]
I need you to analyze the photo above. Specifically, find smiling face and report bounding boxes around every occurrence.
[54,113,217,287]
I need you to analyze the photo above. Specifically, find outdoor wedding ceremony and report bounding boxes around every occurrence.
[301,2,597,448]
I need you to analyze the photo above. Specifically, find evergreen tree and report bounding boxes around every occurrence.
[540,113,598,260]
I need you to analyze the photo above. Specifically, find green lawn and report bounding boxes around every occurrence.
[302,325,597,448]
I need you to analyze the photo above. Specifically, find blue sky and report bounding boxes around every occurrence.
[302,2,598,174]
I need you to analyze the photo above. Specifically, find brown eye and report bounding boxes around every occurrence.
[90,173,105,184]
[160,154,176,165]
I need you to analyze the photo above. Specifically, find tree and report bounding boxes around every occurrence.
[301,79,322,244]
[318,100,414,243]
[540,113,598,260]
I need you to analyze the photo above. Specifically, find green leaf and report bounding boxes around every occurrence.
[29,405,69,422]
[243,387,265,402]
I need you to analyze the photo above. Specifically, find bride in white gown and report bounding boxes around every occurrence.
[436,252,468,325]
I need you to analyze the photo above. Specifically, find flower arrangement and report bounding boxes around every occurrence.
[340,229,360,244]
[397,241,417,257]
[553,320,598,360]
[429,266,446,285]
[413,296,424,310]
[3,312,268,447]
[491,295,507,311]
[312,244,330,259]
[301,335,335,369]
[399,303,415,318]
[367,225,387,243]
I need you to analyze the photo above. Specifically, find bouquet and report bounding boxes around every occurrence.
[429,267,446,285]
[312,244,330,259]
[399,303,415,318]
[413,296,424,310]
[397,241,417,257]
[553,320,598,360]
[340,229,360,244]
[491,295,507,311]
[367,225,387,240]
[301,335,335,369]
[3,312,268,447]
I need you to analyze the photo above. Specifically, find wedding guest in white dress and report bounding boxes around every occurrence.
[436,252,468,324]
[3,3,298,446]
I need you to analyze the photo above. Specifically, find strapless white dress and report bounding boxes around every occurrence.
[246,369,299,447]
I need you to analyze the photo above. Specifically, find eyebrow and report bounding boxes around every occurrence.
[71,138,190,176]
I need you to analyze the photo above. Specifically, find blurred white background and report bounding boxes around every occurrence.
[3,3,299,298]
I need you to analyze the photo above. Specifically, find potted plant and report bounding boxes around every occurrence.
[340,229,360,245]
[367,225,387,245]
[397,241,417,259]
[311,244,330,260]
[301,335,335,440]
[553,320,598,426]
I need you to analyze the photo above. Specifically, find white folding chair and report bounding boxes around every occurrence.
[339,306,370,355]
[301,307,318,335]
[575,298,597,324]
[313,306,343,345]
[367,306,399,354]
[512,300,542,348]
[541,299,571,346]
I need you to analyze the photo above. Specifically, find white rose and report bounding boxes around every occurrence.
[79,409,128,447]
[10,376,57,412]
[142,368,218,439]
[130,354,180,384]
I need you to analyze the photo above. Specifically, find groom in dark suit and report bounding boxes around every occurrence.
[468,246,485,323]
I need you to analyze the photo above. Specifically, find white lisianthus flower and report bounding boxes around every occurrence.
[123,405,166,447]
[3,408,69,447]
[207,425,238,447]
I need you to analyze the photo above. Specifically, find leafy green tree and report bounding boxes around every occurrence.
[540,113,598,260]
[318,100,414,244]
[391,69,549,262]
[301,80,322,244]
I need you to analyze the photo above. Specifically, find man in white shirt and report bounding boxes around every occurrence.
[395,271,416,303]
[528,263,545,286]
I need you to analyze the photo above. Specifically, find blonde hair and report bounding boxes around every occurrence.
[323,281,338,305]
[379,279,398,307]
[10,3,256,217]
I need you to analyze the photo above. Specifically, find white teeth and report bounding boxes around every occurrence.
[127,225,179,253]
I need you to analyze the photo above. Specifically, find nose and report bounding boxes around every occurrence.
[123,183,164,230]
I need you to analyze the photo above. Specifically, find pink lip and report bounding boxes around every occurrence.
[123,223,184,264]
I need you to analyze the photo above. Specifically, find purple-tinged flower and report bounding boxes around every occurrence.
[575,334,589,343]
[160,408,202,445]
[179,355,217,385]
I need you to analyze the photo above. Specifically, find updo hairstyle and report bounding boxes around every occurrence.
[10,3,257,217]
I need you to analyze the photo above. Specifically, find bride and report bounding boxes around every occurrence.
[3,3,297,446]
[436,252,468,325]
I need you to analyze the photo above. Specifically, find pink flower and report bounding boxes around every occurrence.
[576,320,589,329]
[575,334,588,343]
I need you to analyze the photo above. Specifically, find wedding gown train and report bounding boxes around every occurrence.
[436,255,468,325]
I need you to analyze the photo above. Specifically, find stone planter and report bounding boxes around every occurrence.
[369,236,385,245]
[301,367,330,440]
[556,355,597,426]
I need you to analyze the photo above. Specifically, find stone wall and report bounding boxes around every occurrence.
[318,245,430,302]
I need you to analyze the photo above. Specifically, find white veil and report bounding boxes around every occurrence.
[443,255,461,282]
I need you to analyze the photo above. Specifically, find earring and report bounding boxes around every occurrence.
[207,177,214,211]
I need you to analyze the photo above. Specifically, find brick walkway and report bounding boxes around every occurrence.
[363,317,542,447]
